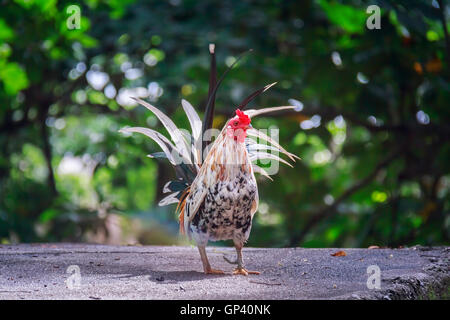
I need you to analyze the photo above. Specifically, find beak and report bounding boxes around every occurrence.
[248,124,253,129]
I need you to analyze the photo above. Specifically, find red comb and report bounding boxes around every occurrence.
[235,109,251,125]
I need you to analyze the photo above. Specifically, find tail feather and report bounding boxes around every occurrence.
[176,187,191,235]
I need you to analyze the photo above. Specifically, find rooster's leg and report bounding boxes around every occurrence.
[198,246,225,275]
[232,242,260,276]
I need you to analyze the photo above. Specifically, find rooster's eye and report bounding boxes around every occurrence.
[233,121,239,126]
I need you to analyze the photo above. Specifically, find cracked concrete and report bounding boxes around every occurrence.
[0,244,448,300]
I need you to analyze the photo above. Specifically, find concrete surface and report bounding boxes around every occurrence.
[0,244,448,300]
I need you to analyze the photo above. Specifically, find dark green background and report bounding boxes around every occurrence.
[0,0,449,247]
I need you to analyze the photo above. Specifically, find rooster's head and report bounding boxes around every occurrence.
[226,109,252,143]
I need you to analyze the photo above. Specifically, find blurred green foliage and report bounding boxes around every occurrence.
[0,0,449,247]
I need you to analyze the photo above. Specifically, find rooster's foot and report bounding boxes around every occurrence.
[233,267,260,276]
[204,268,225,275]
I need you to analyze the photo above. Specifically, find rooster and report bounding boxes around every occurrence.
[120,44,299,275]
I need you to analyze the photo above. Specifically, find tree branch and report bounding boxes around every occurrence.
[437,0,450,65]
[293,107,450,136]
[288,150,401,246]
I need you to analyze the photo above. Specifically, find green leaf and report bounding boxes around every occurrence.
[39,208,60,223]
[0,62,29,95]
[318,0,367,34]
[0,19,14,41]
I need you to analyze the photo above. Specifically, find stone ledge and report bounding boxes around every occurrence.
[0,244,448,300]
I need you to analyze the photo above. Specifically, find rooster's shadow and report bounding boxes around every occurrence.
[114,269,230,284]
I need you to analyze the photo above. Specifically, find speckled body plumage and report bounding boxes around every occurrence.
[191,167,257,245]
[184,126,259,248]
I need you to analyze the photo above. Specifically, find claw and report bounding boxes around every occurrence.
[233,268,260,276]
[205,268,225,275]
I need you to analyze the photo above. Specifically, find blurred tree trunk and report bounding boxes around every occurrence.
[38,102,57,197]
[40,121,57,196]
